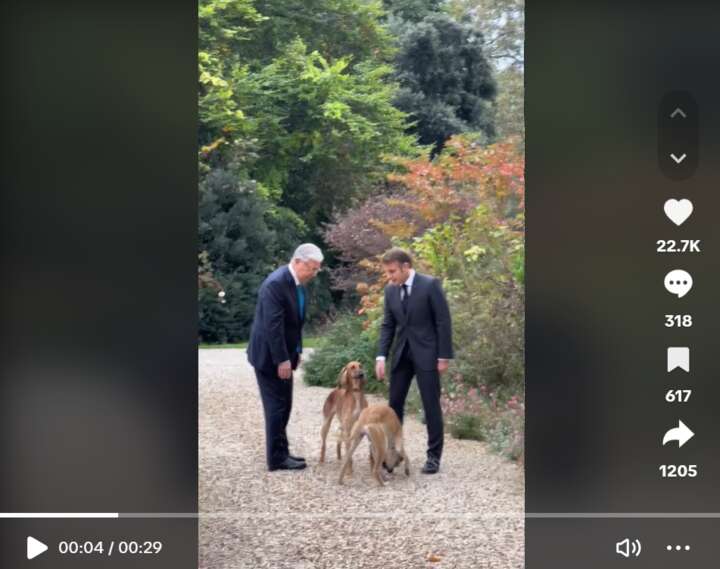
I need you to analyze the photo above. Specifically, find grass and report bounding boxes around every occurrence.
[199,337,321,350]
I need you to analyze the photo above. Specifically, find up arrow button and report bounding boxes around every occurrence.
[670,107,687,119]
[659,91,698,180]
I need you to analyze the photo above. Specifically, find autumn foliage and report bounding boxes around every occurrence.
[325,135,524,318]
[312,135,525,460]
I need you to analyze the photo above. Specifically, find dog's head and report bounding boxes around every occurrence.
[382,448,404,473]
[338,361,366,391]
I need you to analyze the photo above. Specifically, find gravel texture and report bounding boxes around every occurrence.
[199,349,524,569]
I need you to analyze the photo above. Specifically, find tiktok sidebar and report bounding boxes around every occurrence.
[526,1,720,566]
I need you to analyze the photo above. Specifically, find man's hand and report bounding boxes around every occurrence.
[437,359,450,375]
[375,359,386,382]
[278,360,292,380]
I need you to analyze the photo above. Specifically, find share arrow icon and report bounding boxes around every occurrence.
[662,420,694,448]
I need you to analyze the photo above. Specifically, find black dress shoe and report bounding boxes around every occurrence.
[288,454,306,463]
[269,457,307,471]
[421,459,440,474]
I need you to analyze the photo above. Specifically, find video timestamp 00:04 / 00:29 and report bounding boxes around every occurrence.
[58,540,163,556]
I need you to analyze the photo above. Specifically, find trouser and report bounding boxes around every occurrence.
[255,367,293,468]
[388,343,444,462]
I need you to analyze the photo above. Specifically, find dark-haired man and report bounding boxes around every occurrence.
[375,248,453,474]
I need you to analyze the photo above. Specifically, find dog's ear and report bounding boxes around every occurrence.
[337,365,349,388]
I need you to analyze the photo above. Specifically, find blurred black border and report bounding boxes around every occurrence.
[0,0,197,519]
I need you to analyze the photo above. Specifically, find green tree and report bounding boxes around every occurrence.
[393,13,497,153]
[446,0,524,140]
[199,0,265,150]
[198,168,305,342]
[250,0,393,64]
[240,39,418,228]
[382,0,443,22]
[446,0,524,67]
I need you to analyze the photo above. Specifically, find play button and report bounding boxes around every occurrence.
[27,536,48,560]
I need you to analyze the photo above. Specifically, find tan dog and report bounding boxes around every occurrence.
[338,404,410,486]
[319,361,368,466]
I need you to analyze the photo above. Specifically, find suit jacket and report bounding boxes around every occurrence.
[247,265,306,374]
[378,272,453,371]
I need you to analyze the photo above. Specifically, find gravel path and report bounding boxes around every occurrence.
[199,349,524,569]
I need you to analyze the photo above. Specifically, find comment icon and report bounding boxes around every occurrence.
[664,270,693,298]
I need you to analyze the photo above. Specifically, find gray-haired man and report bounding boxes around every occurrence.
[248,244,323,471]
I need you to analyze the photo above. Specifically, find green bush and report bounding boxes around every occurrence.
[302,313,386,395]
[443,387,524,461]
[449,413,485,441]
[414,205,525,397]
[485,407,524,461]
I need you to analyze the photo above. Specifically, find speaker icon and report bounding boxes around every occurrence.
[616,538,642,558]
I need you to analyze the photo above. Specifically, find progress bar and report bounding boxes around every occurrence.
[0,513,119,519]
[4,512,720,519]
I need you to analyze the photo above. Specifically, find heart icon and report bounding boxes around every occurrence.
[664,199,693,226]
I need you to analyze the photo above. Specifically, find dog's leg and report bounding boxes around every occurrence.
[339,417,353,471]
[319,412,334,463]
[402,450,411,476]
[396,434,411,476]
[372,446,386,486]
[338,431,364,485]
[344,428,353,472]
[366,425,386,486]
[336,416,346,460]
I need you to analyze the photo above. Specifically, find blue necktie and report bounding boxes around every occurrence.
[297,286,305,321]
[296,286,305,354]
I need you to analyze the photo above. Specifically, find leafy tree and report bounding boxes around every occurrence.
[197,1,421,342]
[382,0,443,22]
[199,0,264,150]
[446,0,524,67]
[393,13,497,153]
[446,0,524,140]
[239,39,418,228]
[325,135,523,294]
[250,0,394,64]
[493,66,524,141]
[198,168,305,342]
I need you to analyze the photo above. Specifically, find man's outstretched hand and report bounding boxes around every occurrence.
[375,359,386,382]
[278,360,292,380]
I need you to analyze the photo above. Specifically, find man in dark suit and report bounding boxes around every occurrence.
[248,244,323,471]
[375,248,453,474]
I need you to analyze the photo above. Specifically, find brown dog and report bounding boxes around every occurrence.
[319,361,368,466]
[338,404,410,486]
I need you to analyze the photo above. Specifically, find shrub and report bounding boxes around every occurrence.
[442,377,524,462]
[449,413,485,441]
[302,313,386,395]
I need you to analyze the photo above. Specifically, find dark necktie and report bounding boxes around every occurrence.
[297,286,305,321]
[296,286,305,354]
[401,283,409,314]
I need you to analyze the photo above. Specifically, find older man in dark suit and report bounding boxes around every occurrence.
[248,244,323,471]
[375,248,453,474]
